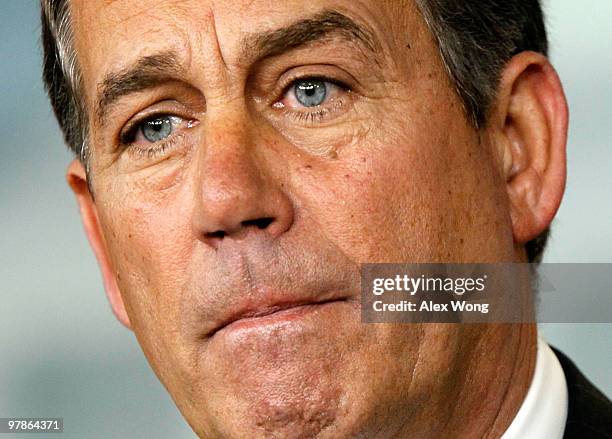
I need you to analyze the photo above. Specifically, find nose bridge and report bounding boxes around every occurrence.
[191,105,294,247]
[200,107,260,190]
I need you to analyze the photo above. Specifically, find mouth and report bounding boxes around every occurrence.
[209,298,349,338]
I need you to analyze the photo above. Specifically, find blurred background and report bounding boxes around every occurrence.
[1,1,610,437]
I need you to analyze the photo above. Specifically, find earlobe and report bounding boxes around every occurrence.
[491,52,568,244]
[66,160,132,329]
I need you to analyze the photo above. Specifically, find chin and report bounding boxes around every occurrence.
[187,309,368,438]
[185,373,350,439]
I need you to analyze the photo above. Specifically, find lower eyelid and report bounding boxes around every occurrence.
[128,132,183,159]
[279,97,350,127]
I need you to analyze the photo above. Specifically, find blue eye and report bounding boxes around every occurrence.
[141,116,174,143]
[294,79,327,107]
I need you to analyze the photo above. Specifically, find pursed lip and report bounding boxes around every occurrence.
[207,297,349,338]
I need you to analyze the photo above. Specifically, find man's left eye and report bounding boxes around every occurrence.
[278,78,345,110]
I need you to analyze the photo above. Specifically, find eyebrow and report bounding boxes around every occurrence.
[244,10,380,61]
[94,10,381,127]
[95,50,184,126]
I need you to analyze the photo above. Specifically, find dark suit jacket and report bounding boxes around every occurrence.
[552,348,612,438]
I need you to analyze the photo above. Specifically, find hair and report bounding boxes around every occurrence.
[40,0,550,262]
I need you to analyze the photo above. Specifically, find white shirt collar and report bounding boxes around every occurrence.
[502,336,568,439]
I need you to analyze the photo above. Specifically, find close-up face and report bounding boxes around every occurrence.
[65,0,565,437]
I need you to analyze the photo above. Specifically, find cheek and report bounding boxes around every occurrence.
[96,181,195,328]
[293,111,509,263]
[95,184,203,394]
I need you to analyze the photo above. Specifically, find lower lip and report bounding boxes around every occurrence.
[213,300,347,337]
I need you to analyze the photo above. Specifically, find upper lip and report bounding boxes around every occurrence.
[207,296,348,338]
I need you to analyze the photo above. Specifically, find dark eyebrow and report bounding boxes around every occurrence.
[95,10,381,127]
[244,9,381,61]
[95,50,184,126]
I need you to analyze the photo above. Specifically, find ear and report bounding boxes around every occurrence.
[488,51,568,244]
[66,159,132,329]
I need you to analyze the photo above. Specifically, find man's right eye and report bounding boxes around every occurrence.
[122,115,183,145]
[140,116,175,142]
[118,113,199,159]
[293,79,329,107]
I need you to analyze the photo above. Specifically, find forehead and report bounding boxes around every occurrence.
[72,0,409,35]
[70,0,419,91]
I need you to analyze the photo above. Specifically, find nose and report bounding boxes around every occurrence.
[191,112,294,249]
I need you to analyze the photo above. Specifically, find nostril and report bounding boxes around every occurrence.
[206,230,226,240]
[242,217,274,230]
[202,218,275,245]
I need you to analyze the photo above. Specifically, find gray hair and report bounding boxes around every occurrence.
[40,0,89,171]
[415,0,548,128]
[40,0,550,262]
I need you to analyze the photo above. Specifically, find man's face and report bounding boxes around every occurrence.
[71,0,518,436]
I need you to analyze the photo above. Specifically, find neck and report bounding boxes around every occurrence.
[442,324,538,439]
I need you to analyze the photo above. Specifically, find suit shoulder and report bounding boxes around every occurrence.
[552,347,612,439]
